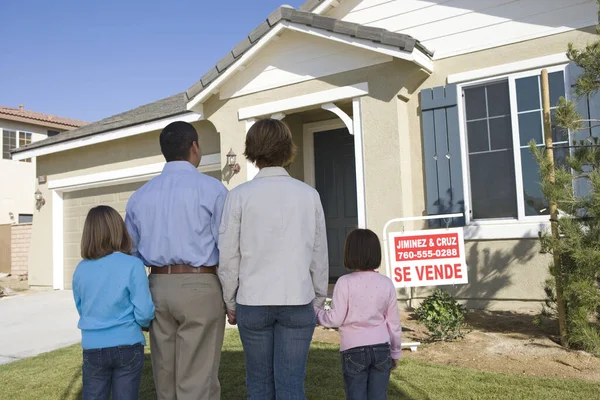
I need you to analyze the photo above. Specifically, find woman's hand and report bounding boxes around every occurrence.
[226,309,237,325]
[392,359,399,370]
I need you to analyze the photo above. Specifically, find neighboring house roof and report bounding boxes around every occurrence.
[0,106,87,129]
[185,6,431,102]
[12,92,188,154]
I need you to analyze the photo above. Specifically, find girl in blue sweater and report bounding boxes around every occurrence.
[72,205,155,400]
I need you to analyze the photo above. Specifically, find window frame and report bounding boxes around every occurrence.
[1,128,35,162]
[456,63,571,228]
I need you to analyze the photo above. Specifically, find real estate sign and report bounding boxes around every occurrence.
[388,228,468,288]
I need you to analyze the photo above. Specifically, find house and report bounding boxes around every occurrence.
[0,105,85,274]
[12,0,600,310]
[1,105,86,225]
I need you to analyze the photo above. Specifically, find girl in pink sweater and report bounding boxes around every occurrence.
[315,229,402,400]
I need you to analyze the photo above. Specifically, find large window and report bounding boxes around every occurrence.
[1,129,32,162]
[462,67,568,222]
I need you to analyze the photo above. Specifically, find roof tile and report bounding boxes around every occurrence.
[216,52,236,73]
[268,6,293,26]
[249,21,270,43]
[311,15,336,31]
[333,20,358,37]
[232,37,252,58]
[288,9,315,26]
[200,68,220,87]
[299,0,324,12]
[0,107,87,128]
[356,25,384,43]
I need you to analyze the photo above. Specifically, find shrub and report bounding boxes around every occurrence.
[415,289,467,341]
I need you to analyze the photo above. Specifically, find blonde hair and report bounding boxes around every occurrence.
[81,205,132,260]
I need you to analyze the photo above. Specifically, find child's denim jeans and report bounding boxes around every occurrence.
[82,343,144,400]
[341,343,393,400]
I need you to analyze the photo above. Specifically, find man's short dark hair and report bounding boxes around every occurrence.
[160,121,198,162]
[344,229,382,271]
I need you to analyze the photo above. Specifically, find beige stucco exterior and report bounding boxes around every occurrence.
[25,25,598,310]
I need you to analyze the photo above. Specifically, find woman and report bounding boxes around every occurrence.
[73,205,155,400]
[218,118,329,399]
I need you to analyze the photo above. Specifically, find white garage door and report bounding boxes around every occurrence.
[62,170,222,289]
[63,182,144,289]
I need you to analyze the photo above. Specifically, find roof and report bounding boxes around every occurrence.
[12,92,188,154]
[0,106,87,129]
[186,6,431,101]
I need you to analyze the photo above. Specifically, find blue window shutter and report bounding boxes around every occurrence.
[570,62,600,197]
[420,84,465,228]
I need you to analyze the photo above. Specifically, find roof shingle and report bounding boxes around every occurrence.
[12,93,188,154]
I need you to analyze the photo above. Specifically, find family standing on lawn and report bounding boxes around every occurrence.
[72,119,402,400]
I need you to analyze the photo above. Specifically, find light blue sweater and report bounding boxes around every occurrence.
[72,252,155,350]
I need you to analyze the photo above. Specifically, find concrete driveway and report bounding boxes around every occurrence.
[0,291,80,365]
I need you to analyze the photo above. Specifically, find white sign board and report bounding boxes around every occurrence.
[388,228,468,288]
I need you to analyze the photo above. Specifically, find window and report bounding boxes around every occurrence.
[1,129,32,162]
[18,214,33,224]
[461,67,568,222]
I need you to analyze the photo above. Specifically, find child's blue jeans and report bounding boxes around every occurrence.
[82,343,144,400]
[341,343,393,400]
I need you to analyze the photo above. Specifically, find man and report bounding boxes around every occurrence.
[125,121,228,400]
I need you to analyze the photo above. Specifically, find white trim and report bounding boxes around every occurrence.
[321,103,353,134]
[48,153,221,192]
[464,222,549,240]
[245,119,260,181]
[447,53,569,84]
[352,97,366,229]
[52,190,64,290]
[12,112,204,161]
[281,22,434,73]
[238,82,369,120]
[302,119,346,188]
[187,24,287,111]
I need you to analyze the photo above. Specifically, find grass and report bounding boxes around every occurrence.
[1,330,599,400]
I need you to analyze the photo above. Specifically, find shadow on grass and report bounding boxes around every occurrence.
[134,344,417,400]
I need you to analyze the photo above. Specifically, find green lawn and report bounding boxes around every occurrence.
[1,330,598,400]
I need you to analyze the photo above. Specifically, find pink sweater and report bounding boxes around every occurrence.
[315,271,402,359]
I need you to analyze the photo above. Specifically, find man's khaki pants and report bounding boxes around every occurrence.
[149,273,226,400]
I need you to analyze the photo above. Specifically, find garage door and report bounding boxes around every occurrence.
[63,182,144,289]
[62,170,222,289]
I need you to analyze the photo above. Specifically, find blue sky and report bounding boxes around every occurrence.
[0,0,305,122]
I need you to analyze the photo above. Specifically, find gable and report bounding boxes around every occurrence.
[219,30,393,100]
[323,0,599,59]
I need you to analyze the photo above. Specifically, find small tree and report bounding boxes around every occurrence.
[532,0,600,353]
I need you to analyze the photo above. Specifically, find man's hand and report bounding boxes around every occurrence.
[226,309,237,325]
[392,359,399,370]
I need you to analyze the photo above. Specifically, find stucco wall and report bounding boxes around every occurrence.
[0,119,48,225]
[28,120,220,287]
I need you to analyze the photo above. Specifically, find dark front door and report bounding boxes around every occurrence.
[314,128,358,281]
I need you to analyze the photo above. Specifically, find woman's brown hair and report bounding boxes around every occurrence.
[244,118,297,168]
[80,205,133,260]
[344,229,382,271]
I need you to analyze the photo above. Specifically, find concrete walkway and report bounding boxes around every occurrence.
[0,291,80,365]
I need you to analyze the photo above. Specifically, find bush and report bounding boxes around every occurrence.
[415,289,467,341]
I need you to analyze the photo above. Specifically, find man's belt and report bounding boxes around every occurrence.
[149,264,217,275]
